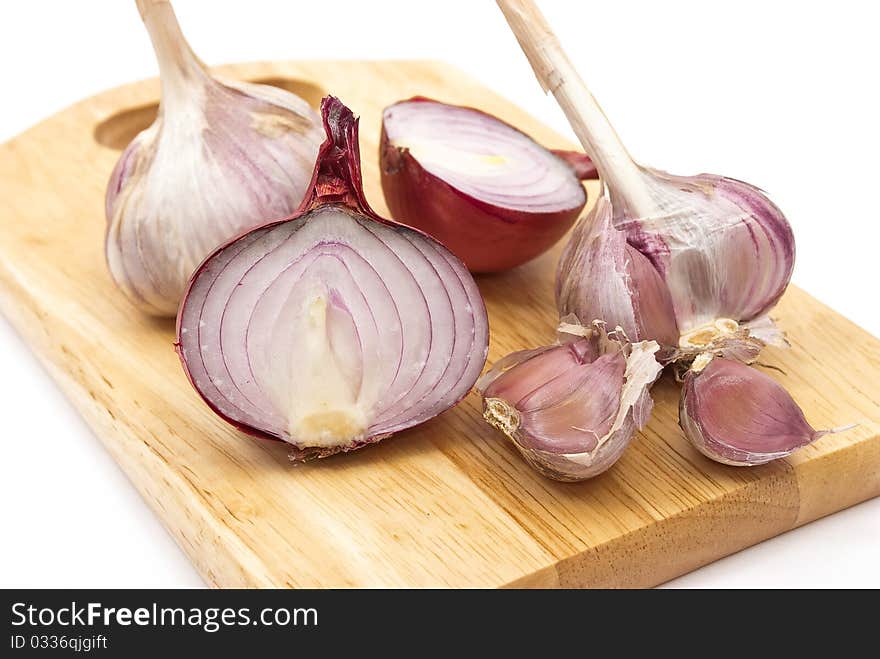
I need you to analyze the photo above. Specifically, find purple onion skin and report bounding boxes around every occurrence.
[380,96,597,273]
[680,357,827,466]
[176,97,489,458]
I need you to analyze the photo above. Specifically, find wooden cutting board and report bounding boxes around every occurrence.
[1,61,878,588]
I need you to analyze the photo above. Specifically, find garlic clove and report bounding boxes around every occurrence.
[479,344,594,409]
[477,321,662,481]
[556,194,680,359]
[611,169,796,334]
[106,0,323,316]
[516,352,625,452]
[679,356,846,466]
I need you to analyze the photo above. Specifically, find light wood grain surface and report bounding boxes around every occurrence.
[0,61,878,588]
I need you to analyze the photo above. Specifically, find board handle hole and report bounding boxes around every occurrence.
[94,77,326,151]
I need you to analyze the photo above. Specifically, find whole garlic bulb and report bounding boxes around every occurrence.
[499,0,795,355]
[557,179,794,363]
[607,169,795,336]
[105,0,323,316]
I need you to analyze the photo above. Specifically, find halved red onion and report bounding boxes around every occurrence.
[176,97,489,461]
[380,97,597,273]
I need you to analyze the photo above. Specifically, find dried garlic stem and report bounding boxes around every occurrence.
[496,0,655,216]
[136,0,206,106]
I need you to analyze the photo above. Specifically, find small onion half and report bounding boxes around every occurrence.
[176,97,490,461]
[380,97,597,273]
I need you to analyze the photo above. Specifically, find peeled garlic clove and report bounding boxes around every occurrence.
[556,194,679,359]
[679,356,842,466]
[105,0,323,316]
[611,169,796,333]
[477,322,662,481]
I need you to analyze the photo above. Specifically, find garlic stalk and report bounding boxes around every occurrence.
[476,320,662,481]
[680,355,851,466]
[105,0,323,316]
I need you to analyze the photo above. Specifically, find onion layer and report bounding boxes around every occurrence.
[380,97,596,273]
[176,97,489,460]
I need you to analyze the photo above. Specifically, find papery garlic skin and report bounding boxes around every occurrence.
[673,315,789,370]
[477,321,662,481]
[679,356,842,466]
[106,0,322,316]
[557,192,680,359]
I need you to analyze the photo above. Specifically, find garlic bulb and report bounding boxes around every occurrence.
[607,170,795,335]
[495,0,855,470]
[679,355,847,466]
[105,0,323,316]
[558,185,792,363]
[551,114,796,358]
[498,0,794,357]
[476,320,662,481]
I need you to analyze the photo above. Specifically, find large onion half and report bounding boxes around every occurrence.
[380,97,596,273]
[176,97,490,461]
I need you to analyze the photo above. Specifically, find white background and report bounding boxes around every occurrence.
[1,0,877,587]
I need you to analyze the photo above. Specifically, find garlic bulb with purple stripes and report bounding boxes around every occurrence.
[553,123,795,361]
[176,97,489,461]
[556,194,680,362]
[604,169,795,342]
[556,175,794,364]
[495,0,847,470]
[105,0,322,316]
[497,0,795,358]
